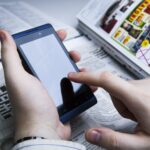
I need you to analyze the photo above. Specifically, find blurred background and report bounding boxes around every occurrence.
[1,0,89,27]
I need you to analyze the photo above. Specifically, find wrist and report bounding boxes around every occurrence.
[14,120,60,142]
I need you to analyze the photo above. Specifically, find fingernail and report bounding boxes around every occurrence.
[68,72,77,77]
[89,130,101,143]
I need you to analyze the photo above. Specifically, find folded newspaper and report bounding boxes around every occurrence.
[77,0,150,78]
[0,1,136,150]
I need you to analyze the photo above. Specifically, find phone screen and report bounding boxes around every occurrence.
[20,34,81,107]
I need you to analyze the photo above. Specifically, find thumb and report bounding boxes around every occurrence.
[85,128,150,150]
[0,30,24,76]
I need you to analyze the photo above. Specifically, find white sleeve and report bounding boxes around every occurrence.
[11,139,86,150]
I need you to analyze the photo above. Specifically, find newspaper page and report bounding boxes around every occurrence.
[0,1,136,150]
[64,36,136,150]
[77,0,150,77]
[0,2,80,45]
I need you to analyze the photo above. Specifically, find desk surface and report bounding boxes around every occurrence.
[3,0,89,27]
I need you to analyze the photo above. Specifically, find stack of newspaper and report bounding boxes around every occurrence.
[0,1,136,150]
[77,0,150,78]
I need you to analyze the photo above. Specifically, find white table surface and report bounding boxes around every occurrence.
[3,0,89,27]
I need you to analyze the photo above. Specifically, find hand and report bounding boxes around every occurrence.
[68,71,150,149]
[0,30,80,142]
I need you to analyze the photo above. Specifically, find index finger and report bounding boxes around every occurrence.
[68,71,143,113]
[57,29,67,41]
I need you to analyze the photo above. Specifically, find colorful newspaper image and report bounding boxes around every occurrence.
[113,0,150,66]
[77,0,135,34]
[100,0,135,33]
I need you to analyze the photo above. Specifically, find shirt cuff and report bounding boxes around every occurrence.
[11,139,86,150]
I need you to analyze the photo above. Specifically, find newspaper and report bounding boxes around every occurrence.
[0,2,80,44]
[0,1,136,150]
[77,0,150,78]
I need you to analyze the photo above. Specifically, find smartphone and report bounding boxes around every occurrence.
[12,24,97,123]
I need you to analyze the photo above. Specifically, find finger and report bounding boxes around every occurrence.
[80,68,88,72]
[85,128,150,150]
[68,72,144,110]
[0,30,24,75]
[57,29,67,41]
[57,122,71,140]
[79,68,97,92]
[111,96,137,121]
[90,86,98,92]
[61,78,75,108]
[129,79,150,93]
[57,30,80,63]
[68,71,145,118]
[68,71,133,101]
[69,50,81,63]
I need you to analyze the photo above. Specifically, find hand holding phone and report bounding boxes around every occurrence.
[0,29,72,141]
[12,24,97,123]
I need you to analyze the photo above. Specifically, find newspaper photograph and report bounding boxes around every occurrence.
[77,0,140,35]
[77,0,150,78]
[113,0,150,66]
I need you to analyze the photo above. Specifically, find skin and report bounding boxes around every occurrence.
[68,71,150,150]
[0,29,80,142]
[1,29,150,149]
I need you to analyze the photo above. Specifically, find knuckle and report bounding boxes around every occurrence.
[100,71,112,83]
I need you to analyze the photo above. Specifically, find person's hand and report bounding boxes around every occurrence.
[68,71,150,149]
[0,30,80,142]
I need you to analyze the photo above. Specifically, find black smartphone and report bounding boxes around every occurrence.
[12,24,97,123]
